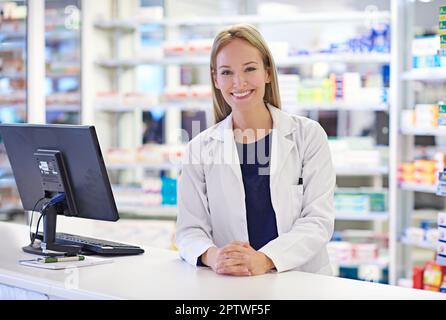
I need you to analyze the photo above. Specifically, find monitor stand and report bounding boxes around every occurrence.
[22,204,81,257]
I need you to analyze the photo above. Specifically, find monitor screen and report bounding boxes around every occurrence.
[0,124,119,222]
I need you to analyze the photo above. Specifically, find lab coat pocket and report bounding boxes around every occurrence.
[290,184,304,219]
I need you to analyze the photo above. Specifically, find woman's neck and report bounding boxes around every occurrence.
[232,103,273,144]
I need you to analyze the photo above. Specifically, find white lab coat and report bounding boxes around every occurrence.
[176,104,335,274]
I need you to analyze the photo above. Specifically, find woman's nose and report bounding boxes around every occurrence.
[233,74,247,88]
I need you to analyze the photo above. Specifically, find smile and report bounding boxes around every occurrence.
[231,90,254,99]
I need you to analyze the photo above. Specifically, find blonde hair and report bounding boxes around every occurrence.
[210,23,281,124]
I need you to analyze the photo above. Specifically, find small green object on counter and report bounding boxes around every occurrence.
[38,255,85,263]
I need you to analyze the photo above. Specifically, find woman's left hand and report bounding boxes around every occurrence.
[218,241,275,276]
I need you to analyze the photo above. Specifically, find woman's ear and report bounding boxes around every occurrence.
[212,70,220,89]
[265,67,271,84]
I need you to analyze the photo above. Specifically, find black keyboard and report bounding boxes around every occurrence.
[33,232,145,256]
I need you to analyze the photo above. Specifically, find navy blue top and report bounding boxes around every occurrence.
[235,132,278,250]
[196,132,278,266]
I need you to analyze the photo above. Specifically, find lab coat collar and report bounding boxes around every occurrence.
[208,103,297,202]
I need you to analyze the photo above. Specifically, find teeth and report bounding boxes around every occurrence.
[232,90,251,97]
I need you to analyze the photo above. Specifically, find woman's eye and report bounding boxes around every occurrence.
[246,67,256,72]
[221,70,232,75]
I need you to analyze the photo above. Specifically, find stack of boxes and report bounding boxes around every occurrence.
[278,74,299,106]
[334,189,387,215]
[415,104,439,129]
[328,137,384,169]
[400,104,446,132]
[398,153,446,187]
[398,159,437,185]
[412,261,446,293]
[327,240,388,283]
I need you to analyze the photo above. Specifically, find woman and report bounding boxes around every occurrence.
[176,23,335,276]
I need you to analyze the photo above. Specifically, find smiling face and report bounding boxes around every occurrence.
[213,38,271,113]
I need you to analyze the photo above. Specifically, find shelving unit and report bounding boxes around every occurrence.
[390,0,445,286]
[0,1,28,220]
[96,53,391,68]
[44,1,82,125]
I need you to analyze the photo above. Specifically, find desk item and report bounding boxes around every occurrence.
[19,255,112,270]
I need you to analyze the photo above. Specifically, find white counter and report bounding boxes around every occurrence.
[1,221,445,300]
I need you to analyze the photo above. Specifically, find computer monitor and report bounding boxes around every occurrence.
[0,123,119,256]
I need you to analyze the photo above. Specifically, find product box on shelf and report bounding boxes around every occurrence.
[358,264,388,283]
[439,102,446,126]
[412,35,445,69]
[414,104,439,130]
[423,261,446,291]
[187,39,213,56]
[437,212,446,266]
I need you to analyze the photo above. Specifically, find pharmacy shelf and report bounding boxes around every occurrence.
[333,259,389,268]
[0,72,26,79]
[334,165,388,176]
[96,101,211,113]
[95,11,390,29]
[46,104,80,112]
[398,182,437,194]
[116,204,178,220]
[400,127,446,136]
[400,237,437,250]
[402,68,446,81]
[46,73,80,79]
[96,53,391,69]
[97,101,389,113]
[335,212,388,221]
[0,30,26,38]
[107,163,387,176]
[0,104,26,110]
[0,43,25,52]
[0,178,16,188]
[283,103,389,112]
[107,162,180,171]
[0,30,78,41]
[45,30,79,42]
[114,205,387,222]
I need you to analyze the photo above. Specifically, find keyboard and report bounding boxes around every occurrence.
[33,232,145,256]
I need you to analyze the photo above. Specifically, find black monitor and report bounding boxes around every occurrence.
[0,123,120,256]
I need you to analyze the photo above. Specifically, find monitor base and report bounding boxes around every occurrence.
[22,239,80,257]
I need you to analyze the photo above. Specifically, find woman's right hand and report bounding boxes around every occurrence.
[201,245,251,276]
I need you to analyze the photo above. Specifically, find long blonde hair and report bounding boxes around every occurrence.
[210,23,281,124]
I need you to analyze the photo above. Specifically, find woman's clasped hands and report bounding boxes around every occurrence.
[202,241,275,276]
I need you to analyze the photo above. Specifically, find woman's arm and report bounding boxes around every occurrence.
[175,140,216,266]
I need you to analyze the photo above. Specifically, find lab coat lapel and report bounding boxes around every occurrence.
[223,127,244,192]
[212,113,245,198]
[269,106,295,187]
